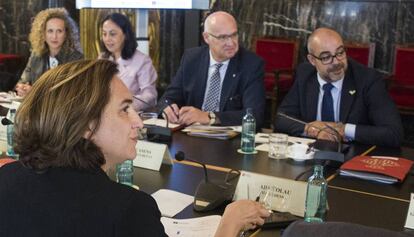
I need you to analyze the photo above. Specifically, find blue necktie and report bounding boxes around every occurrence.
[203,63,223,112]
[322,83,335,122]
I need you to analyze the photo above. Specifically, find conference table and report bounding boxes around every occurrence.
[129,131,414,236]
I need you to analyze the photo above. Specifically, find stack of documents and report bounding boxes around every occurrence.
[255,133,315,152]
[339,170,398,184]
[152,189,221,236]
[339,156,414,184]
[255,133,315,144]
[182,125,241,140]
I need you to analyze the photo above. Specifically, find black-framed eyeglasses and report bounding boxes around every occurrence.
[207,31,238,42]
[310,48,346,65]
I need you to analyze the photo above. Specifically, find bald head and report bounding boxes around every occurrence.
[307,28,343,54]
[202,11,239,62]
[204,11,237,33]
[306,28,348,82]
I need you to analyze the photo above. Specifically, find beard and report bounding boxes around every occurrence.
[321,62,347,82]
[328,62,344,73]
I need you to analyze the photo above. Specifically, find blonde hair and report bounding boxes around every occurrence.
[14,59,118,171]
[29,8,82,56]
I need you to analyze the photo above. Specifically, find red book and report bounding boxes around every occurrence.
[339,156,414,184]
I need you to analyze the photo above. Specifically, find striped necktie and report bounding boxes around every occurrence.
[203,63,223,112]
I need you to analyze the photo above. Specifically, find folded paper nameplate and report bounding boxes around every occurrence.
[233,171,307,217]
[133,140,173,171]
[405,193,414,229]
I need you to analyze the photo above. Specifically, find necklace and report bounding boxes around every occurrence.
[49,57,58,68]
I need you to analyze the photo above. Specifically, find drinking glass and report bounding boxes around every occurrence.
[268,133,288,159]
[140,112,158,126]
[259,189,273,212]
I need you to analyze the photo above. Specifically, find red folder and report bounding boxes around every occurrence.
[339,156,413,183]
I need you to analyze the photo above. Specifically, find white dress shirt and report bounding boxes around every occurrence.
[316,73,356,141]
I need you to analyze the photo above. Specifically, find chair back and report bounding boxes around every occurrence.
[388,44,414,114]
[393,45,414,86]
[253,37,300,93]
[344,42,375,67]
[254,38,300,74]
[253,37,300,128]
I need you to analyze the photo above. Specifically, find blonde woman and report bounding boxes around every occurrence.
[16,8,83,97]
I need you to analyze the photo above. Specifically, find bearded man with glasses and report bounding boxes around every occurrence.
[160,11,266,129]
[275,28,403,147]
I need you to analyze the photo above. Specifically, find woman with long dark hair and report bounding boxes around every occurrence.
[100,13,157,111]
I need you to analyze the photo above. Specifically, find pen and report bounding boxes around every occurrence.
[164,99,179,117]
[168,104,178,116]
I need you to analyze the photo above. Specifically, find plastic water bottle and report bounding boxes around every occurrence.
[116,160,134,186]
[241,108,256,153]
[304,165,327,222]
[6,109,17,158]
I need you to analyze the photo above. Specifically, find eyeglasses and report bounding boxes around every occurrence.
[207,32,238,42]
[310,49,346,65]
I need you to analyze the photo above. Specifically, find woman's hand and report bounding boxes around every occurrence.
[214,200,271,237]
[15,83,32,97]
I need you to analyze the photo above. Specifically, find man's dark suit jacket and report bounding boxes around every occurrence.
[0,162,167,237]
[275,58,403,147]
[160,46,266,128]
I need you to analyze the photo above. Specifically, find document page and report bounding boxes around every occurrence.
[161,215,221,237]
[143,118,181,129]
[182,125,241,140]
[151,189,194,217]
[255,133,315,144]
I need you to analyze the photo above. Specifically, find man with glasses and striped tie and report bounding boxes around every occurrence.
[275,28,403,147]
[160,11,266,129]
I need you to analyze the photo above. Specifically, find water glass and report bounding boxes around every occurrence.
[140,112,158,126]
[139,112,158,140]
[116,160,134,186]
[268,133,288,159]
[259,189,273,212]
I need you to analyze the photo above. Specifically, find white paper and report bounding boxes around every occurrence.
[405,193,414,229]
[255,134,315,153]
[255,133,315,144]
[161,215,221,237]
[234,171,307,217]
[182,125,241,132]
[255,143,269,152]
[133,141,172,171]
[151,189,194,218]
[181,125,241,140]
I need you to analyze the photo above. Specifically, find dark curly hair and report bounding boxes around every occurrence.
[14,59,119,172]
[99,13,137,60]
